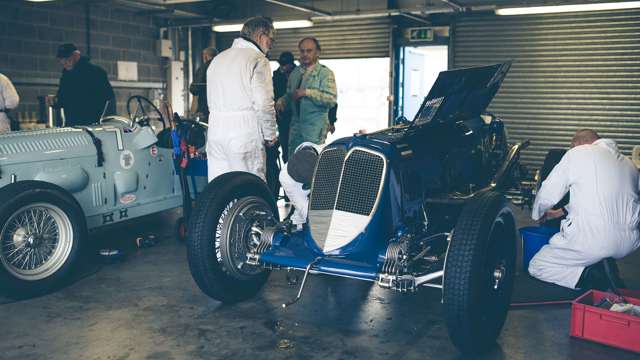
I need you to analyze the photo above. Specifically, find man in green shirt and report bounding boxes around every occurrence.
[277,37,337,155]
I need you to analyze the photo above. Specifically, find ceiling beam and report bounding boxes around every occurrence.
[399,12,431,24]
[122,0,211,4]
[113,0,204,17]
[438,0,465,12]
[264,0,332,17]
[158,0,211,3]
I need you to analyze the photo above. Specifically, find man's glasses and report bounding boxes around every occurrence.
[263,33,275,43]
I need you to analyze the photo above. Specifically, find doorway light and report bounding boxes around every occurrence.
[496,1,640,15]
[212,19,313,32]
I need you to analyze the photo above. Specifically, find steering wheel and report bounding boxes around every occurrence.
[126,95,167,132]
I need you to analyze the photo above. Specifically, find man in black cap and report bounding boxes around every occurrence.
[272,51,296,162]
[50,43,115,126]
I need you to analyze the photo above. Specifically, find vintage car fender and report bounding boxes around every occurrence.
[34,165,90,193]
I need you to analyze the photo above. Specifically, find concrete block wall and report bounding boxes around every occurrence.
[0,1,165,125]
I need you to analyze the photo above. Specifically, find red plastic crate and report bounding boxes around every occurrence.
[571,289,640,353]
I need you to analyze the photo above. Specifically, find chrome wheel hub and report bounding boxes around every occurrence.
[216,197,276,279]
[493,264,505,290]
[1,203,74,281]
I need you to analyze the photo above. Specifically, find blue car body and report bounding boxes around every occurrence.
[254,62,515,284]
[187,62,525,353]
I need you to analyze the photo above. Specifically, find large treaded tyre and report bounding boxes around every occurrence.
[443,191,516,354]
[186,172,278,303]
[0,181,86,296]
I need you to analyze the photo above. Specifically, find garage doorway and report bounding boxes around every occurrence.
[398,46,448,121]
[322,58,390,143]
[270,57,390,144]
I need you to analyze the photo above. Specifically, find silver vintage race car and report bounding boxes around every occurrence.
[0,96,189,295]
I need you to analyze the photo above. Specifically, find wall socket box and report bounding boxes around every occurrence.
[117,61,138,81]
[156,39,173,58]
[167,60,185,115]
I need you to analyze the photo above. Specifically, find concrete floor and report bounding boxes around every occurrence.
[1,205,639,360]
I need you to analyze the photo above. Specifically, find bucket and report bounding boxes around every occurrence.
[520,226,558,273]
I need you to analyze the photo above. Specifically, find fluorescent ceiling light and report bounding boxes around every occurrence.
[213,19,313,32]
[274,20,313,29]
[26,0,56,2]
[212,24,243,32]
[496,1,640,15]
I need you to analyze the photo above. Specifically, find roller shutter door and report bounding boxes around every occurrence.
[453,10,640,170]
[217,18,391,60]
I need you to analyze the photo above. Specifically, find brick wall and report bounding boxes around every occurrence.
[0,2,166,125]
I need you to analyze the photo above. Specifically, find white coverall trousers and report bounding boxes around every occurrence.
[207,111,266,181]
[529,218,639,289]
[0,73,20,133]
[529,138,640,289]
[279,162,310,226]
[0,113,10,133]
[279,142,321,226]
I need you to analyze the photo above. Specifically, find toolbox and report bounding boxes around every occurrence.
[571,289,640,353]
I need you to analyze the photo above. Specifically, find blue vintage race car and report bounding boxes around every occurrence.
[186,63,528,354]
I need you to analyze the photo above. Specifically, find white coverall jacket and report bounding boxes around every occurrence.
[279,142,323,226]
[0,73,19,133]
[530,138,640,289]
[206,37,277,181]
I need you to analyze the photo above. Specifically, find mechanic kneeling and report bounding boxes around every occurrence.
[529,129,640,290]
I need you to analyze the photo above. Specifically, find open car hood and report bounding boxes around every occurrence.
[411,61,512,127]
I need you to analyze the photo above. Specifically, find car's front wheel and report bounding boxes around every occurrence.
[0,181,86,296]
[443,191,516,354]
[187,172,277,303]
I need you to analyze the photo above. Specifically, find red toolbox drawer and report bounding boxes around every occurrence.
[571,289,640,353]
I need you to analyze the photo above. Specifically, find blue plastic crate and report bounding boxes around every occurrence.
[520,226,558,273]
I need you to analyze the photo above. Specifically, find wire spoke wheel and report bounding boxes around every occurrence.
[187,172,278,303]
[218,197,276,279]
[1,203,73,281]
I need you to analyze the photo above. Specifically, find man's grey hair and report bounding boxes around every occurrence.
[240,16,274,39]
[571,129,600,147]
[202,47,218,58]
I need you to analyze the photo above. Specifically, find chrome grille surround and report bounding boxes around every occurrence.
[309,147,347,211]
[308,146,387,253]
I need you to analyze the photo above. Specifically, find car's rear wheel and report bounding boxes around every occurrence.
[187,172,277,303]
[443,191,516,354]
[0,181,86,296]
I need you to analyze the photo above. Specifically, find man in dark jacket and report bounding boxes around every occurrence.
[52,43,115,126]
[272,51,295,162]
[189,47,218,121]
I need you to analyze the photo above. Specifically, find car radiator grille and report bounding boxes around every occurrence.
[308,147,386,253]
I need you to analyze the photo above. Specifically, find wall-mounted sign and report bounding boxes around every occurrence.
[407,27,434,42]
[117,61,138,81]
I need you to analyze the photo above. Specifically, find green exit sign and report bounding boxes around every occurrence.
[408,27,434,41]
